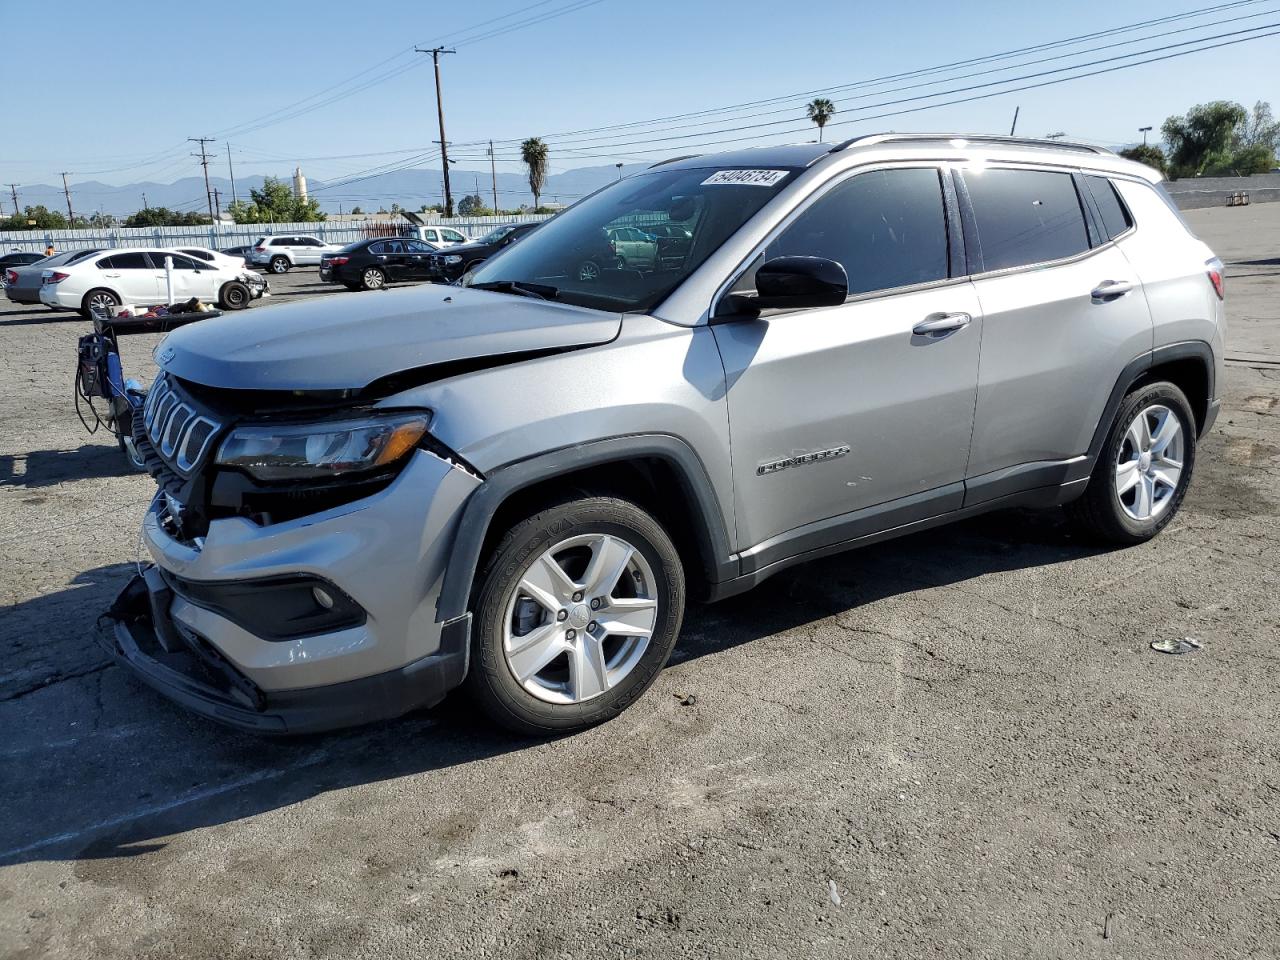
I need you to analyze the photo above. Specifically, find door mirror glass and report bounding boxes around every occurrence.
[733,256,848,313]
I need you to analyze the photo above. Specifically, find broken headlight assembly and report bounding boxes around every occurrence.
[215,411,431,482]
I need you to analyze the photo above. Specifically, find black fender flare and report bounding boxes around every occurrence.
[1086,339,1216,465]
[435,434,736,625]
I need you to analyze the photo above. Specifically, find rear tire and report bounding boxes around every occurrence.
[269,256,290,274]
[1067,380,1197,545]
[218,281,250,310]
[360,266,387,291]
[466,496,686,735]
[80,288,120,318]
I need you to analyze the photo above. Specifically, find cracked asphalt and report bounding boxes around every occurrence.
[2,209,1278,959]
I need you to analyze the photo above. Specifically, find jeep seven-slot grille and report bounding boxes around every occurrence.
[143,375,222,475]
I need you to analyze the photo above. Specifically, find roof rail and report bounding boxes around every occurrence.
[648,153,702,168]
[829,133,1113,156]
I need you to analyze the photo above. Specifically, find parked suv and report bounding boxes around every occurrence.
[104,135,1224,736]
[247,235,343,273]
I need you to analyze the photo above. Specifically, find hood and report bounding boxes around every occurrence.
[439,240,491,255]
[159,284,621,391]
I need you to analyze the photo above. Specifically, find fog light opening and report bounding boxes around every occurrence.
[312,586,335,610]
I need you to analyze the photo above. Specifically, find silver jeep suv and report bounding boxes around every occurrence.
[103,134,1225,735]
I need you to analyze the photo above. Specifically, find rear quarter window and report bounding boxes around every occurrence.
[1084,176,1133,241]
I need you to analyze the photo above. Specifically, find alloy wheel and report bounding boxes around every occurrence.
[1115,403,1184,521]
[503,533,659,705]
[363,268,385,289]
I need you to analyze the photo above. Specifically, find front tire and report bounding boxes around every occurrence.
[269,256,290,274]
[467,496,686,735]
[218,280,250,310]
[1067,381,1197,544]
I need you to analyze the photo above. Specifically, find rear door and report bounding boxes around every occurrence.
[712,164,983,559]
[101,252,163,303]
[958,165,1153,498]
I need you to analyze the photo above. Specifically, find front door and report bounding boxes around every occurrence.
[713,165,982,563]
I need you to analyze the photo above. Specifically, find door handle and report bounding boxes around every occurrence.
[912,312,972,337]
[1091,280,1135,301]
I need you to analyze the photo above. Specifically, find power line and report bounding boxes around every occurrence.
[459,0,1272,150]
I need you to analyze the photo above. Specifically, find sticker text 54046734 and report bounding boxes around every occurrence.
[701,169,789,187]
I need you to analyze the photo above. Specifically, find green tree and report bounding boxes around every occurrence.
[521,137,549,210]
[1162,101,1247,178]
[228,176,325,223]
[1206,143,1276,176]
[806,97,836,142]
[457,194,488,216]
[349,206,363,215]
[1118,144,1168,175]
[0,205,68,231]
[1238,100,1280,151]
[123,207,210,227]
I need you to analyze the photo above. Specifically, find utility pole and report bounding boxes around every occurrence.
[142,192,149,211]
[226,143,238,206]
[415,46,456,217]
[5,184,18,217]
[615,162,623,181]
[213,187,222,219]
[489,140,499,214]
[189,137,216,222]
[60,173,74,225]
[1139,126,1153,146]
[1009,106,1020,136]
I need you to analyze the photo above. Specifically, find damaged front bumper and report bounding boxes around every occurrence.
[99,569,470,734]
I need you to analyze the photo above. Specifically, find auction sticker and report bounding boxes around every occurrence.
[701,169,789,187]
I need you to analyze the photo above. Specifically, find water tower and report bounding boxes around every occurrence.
[293,167,308,201]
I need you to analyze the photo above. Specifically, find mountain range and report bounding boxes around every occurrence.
[7,162,652,219]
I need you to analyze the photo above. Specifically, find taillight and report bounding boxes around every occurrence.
[1206,257,1225,300]
[44,271,70,285]
[330,256,349,266]
[4,270,16,285]
[254,245,266,252]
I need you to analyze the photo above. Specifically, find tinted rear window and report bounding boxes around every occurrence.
[964,168,1090,271]
[1085,176,1132,241]
[101,253,151,269]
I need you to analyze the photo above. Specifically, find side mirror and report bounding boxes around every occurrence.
[749,256,848,311]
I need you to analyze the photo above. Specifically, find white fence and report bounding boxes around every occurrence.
[0,215,554,253]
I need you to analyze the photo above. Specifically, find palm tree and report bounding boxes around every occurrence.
[521,137,549,210]
[806,98,836,142]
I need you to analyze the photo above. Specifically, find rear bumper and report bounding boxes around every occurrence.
[100,571,470,734]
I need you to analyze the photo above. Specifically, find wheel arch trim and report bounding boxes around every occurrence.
[435,434,736,625]
[1087,340,1216,463]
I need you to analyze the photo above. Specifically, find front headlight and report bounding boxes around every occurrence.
[216,411,430,481]
[443,255,462,265]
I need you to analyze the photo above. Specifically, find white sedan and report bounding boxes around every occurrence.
[40,248,267,316]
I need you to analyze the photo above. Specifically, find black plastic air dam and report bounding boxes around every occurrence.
[98,571,471,735]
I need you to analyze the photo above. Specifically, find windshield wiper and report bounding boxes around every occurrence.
[469,280,558,301]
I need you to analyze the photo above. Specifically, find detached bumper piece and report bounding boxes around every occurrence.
[99,569,470,735]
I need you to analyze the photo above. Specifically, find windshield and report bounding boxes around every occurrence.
[464,166,797,312]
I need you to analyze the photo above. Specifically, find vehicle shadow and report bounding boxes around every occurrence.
[0,443,139,488]
[0,307,82,327]
[0,507,1100,867]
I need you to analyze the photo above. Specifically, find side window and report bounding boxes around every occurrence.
[406,240,433,253]
[1085,175,1133,241]
[963,168,1090,271]
[160,254,199,270]
[765,167,950,297]
[443,229,465,242]
[110,252,151,270]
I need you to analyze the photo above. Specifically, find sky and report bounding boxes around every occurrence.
[1,0,1277,205]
